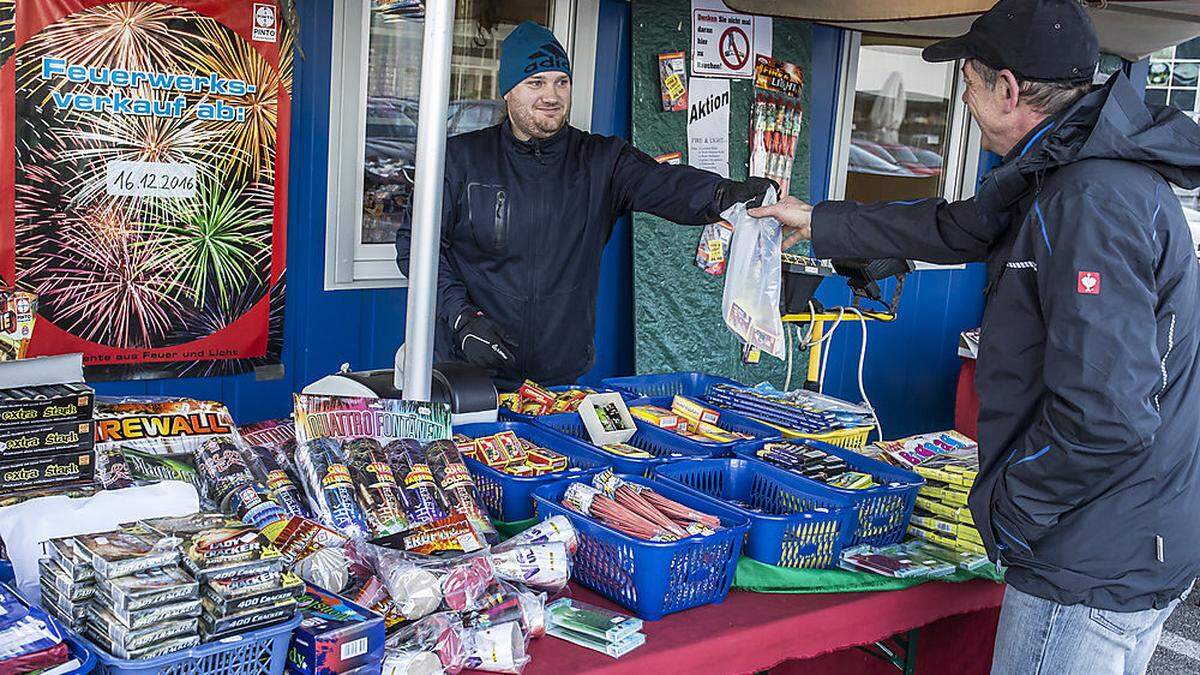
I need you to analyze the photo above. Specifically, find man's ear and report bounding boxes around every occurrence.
[999,69,1021,113]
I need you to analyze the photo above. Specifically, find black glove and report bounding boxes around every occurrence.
[715,177,780,212]
[453,309,516,370]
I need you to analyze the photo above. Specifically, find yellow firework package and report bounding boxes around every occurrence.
[669,395,720,426]
[0,289,37,361]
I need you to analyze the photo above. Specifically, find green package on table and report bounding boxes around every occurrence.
[547,598,643,643]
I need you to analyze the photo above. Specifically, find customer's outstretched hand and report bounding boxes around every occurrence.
[750,196,812,249]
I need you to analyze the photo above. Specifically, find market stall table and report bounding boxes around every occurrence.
[522,579,1004,675]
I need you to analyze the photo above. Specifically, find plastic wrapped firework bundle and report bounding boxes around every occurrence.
[193,438,288,528]
[385,439,449,529]
[425,439,497,543]
[243,444,311,518]
[383,612,466,675]
[344,437,411,537]
[295,437,371,539]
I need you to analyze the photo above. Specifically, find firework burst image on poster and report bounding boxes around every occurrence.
[3,1,291,379]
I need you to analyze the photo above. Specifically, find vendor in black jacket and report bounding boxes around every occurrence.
[753,1,1200,673]
[395,21,777,389]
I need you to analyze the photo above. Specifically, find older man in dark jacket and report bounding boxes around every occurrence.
[754,1,1200,673]
[396,21,774,388]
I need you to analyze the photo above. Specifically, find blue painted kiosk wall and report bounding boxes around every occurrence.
[87,0,991,438]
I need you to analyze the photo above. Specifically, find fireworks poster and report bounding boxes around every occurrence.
[0,0,290,380]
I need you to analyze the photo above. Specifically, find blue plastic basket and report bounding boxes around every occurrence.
[83,613,301,675]
[456,421,611,521]
[627,395,783,452]
[533,474,749,620]
[602,372,743,399]
[533,416,715,476]
[734,440,924,547]
[2,582,96,674]
[654,458,856,568]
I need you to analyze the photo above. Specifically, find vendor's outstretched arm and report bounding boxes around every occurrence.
[610,143,728,224]
[753,196,991,265]
[395,176,473,325]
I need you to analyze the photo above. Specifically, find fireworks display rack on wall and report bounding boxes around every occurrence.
[0,0,292,380]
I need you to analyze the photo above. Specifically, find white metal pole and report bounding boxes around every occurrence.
[402,1,456,401]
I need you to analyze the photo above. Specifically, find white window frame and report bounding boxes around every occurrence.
[324,0,599,290]
[828,32,983,270]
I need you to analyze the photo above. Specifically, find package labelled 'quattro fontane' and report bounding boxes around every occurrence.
[0,383,93,426]
[286,584,385,675]
[0,418,93,461]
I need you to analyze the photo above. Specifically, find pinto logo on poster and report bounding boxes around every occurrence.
[0,0,292,379]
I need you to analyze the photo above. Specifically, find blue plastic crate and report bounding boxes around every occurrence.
[83,613,301,675]
[734,440,924,547]
[602,372,742,399]
[627,395,782,452]
[533,416,715,476]
[654,458,856,569]
[456,420,611,521]
[2,582,96,674]
[532,474,749,620]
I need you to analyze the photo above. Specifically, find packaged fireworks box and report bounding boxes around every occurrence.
[38,557,94,602]
[146,515,284,583]
[85,603,199,655]
[286,584,385,675]
[92,397,239,493]
[0,418,93,462]
[39,581,89,629]
[0,450,93,492]
[45,537,94,583]
[202,570,303,617]
[293,394,495,548]
[200,597,296,641]
[0,289,37,361]
[0,382,93,426]
[95,565,199,613]
[72,524,180,580]
[239,418,297,453]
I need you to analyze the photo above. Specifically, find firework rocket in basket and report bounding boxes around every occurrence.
[425,439,497,542]
[560,471,722,541]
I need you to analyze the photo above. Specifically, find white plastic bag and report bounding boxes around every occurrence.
[721,187,785,358]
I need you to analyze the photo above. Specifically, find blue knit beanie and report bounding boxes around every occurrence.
[499,21,571,97]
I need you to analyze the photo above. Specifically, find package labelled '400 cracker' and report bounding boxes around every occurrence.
[92,397,239,496]
[293,394,496,550]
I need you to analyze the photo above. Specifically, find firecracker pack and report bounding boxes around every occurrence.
[0,449,93,491]
[202,570,303,616]
[0,418,93,461]
[0,383,93,426]
[72,524,180,580]
[94,565,199,612]
[286,585,386,675]
[85,603,199,654]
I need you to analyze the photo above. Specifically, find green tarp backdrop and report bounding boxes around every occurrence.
[631,0,814,383]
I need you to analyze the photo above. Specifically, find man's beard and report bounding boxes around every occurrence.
[512,104,568,139]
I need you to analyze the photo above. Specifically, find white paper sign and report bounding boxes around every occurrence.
[687,77,730,177]
[106,160,197,198]
[691,0,772,79]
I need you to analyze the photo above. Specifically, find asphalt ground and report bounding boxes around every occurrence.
[1148,594,1200,674]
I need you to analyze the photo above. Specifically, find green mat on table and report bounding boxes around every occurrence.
[492,518,1005,593]
[734,557,1004,594]
[492,517,538,540]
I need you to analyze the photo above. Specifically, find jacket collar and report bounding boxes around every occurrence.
[501,119,570,161]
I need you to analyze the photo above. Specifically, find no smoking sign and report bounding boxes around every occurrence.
[692,8,756,78]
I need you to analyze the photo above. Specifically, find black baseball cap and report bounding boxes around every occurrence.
[923,0,1098,83]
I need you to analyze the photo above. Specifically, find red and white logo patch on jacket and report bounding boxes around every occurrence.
[1077,271,1101,295]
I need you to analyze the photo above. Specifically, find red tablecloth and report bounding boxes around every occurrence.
[523,580,1005,675]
